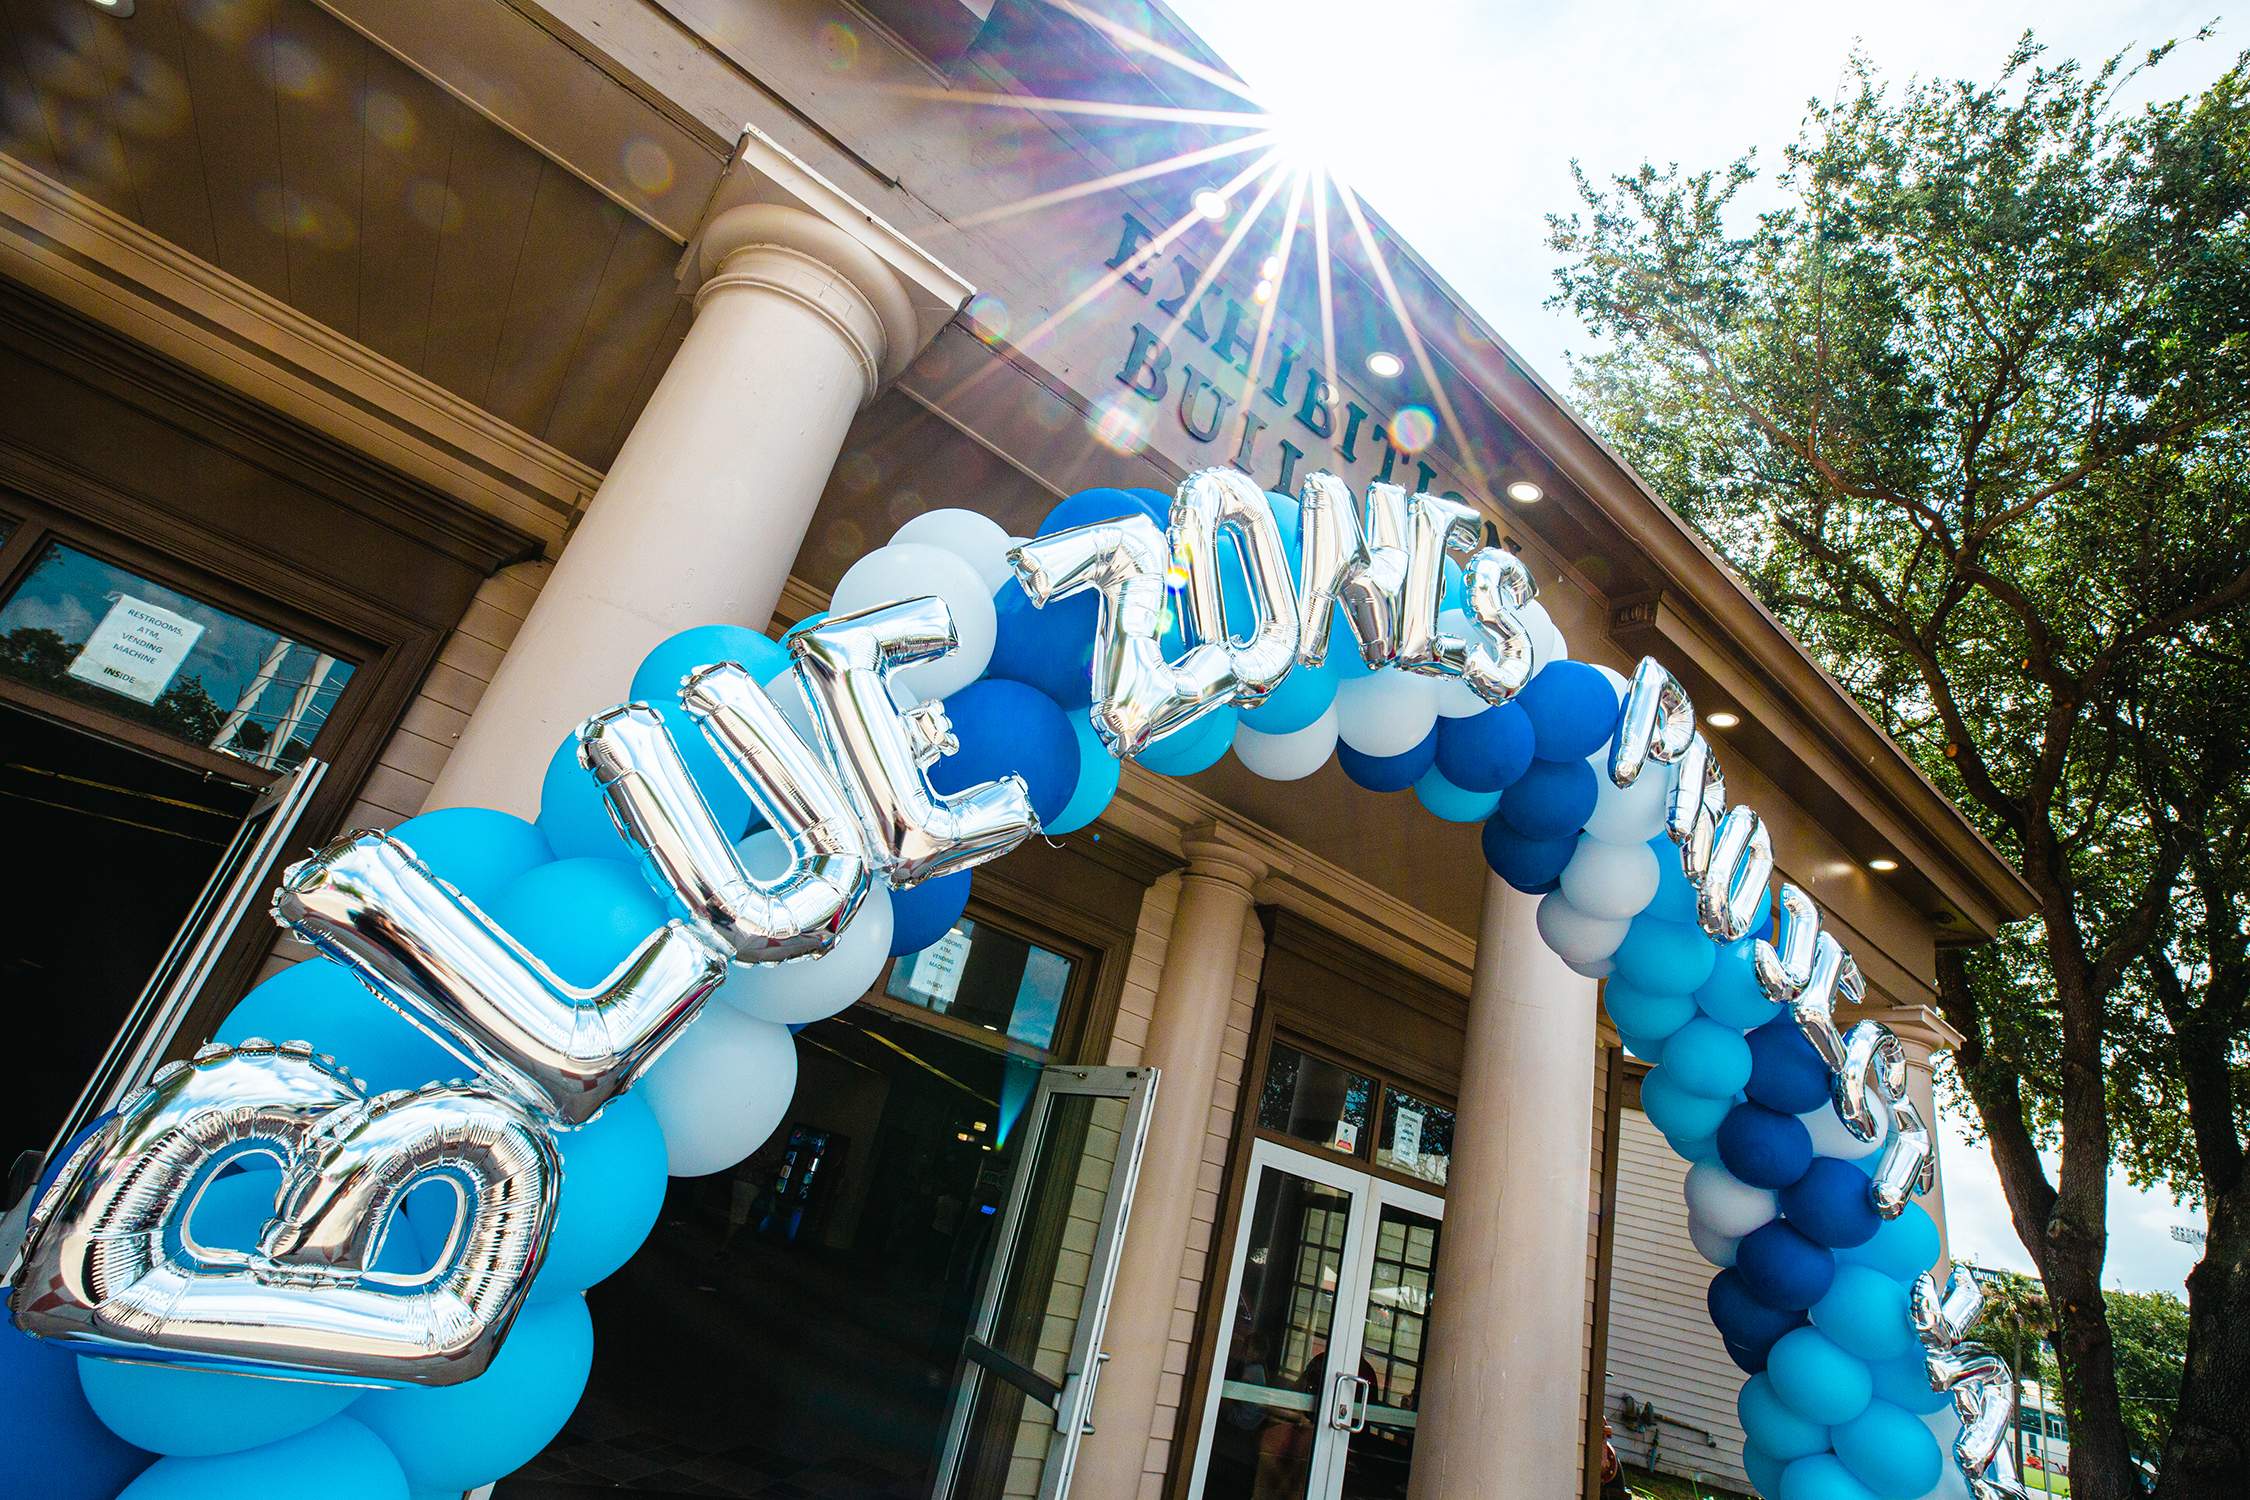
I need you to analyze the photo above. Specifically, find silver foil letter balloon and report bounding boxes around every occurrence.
[788,598,1037,886]
[1443,545,1538,705]
[1913,1267,2031,1499]
[1169,467,1302,702]
[1611,656,1698,789]
[1009,514,1239,758]
[577,671,872,966]
[1696,805,1775,942]
[1294,470,1408,669]
[274,830,728,1125]
[10,1039,556,1386]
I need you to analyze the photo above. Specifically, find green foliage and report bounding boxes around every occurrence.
[2104,1286,2189,1460]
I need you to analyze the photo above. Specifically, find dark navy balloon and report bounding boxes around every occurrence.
[889,871,971,956]
[1747,1016,1835,1115]
[1513,660,1619,761]
[1496,756,1598,840]
[1709,1267,1812,1348]
[1481,818,1575,893]
[1338,730,1438,793]
[1735,1220,1837,1310]
[1781,1157,1883,1249]
[1434,703,1535,793]
[987,581,1096,708]
[1718,1101,1816,1189]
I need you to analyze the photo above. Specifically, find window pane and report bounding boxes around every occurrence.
[885,917,1071,1053]
[1256,1042,1374,1157]
[1375,1087,1455,1188]
[0,543,355,771]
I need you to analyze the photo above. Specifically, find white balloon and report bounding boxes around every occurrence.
[831,542,994,700]
[1333,670,1439,757]
[1688,1215,1742,1268]
[1920,1403,1963,1446]
[1585,756,1674,842]
[1432,610,1490,718]
[1233,705,1339,781]
[1566,954,1615,981]
[640,1004,798,1177]
[1913,1458,1975,1500]
[1520,600,1564,674]
[1592,662,1630,703]
[1684,1159,1780,1238]
[1802,1092,1890,1161]
[891,507,1014,594]
[1559,836,1660,921]
[718,831,892,1024]
[1534,889,1630,964]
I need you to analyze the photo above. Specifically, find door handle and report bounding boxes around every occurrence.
[1330,1370,1370,1431]
[1079,1350,1109,1435]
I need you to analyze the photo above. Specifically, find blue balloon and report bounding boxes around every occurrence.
[1697,937,1782,1030]
[1709,1268,1809,1352]
[1725,1335,1772,1375]
[1038,487,1157,535]
[352,1297,591,1492]
[1833,1400,1943,1500]
[0,1323,152,1498]
[1047,715,1120,835]
[1783,1157,1883,1249]
[1338,730,1437,793]
[1779,1453,1881,1500]
[1601,983,1698,1044]
[531,1092,667,1300]
[217,960,459,1095]
[538,733,627,863]
[1662,1018,1755,1099]
[1240,653,1338,735]
[1719,1102,1816,1189]
[80,1357,358,1458]
[1836,1201,1940,1284]
[1434,704,1535,793]
[1496,756,1598,840]
[1742,1443,1791,1500]
[1411,767,1501,823]
[1612,915,1719,993]
[485,858,670,987]
[1645,835,1700,922]
[1514,660,1618,762]
[1812,1266,1919,1363]
[1666,1128,1723,1163]
[890,872,971,956]
[988,582,1096,708]
[1867,1349,1953,1415]
[1766,1327,1874,1426]
[630,626,787,840]
[1328,603,1375,679]
[1640,1067,1734,1140]
[386,808,552,912]
[119,1416,404,1500]
[1136,706,1237,776]
[1739,1372,1832,1462]
[1748,1017,1835,1114]
[1737,1220,1838,1310]
[929,678,1078,825]
[1479,818,1575,893]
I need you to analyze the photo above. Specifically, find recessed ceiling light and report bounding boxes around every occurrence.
[1505,480,1545,503]
[1868,857,1900,872]
[1705,710,1740,729]
[1192,188,1229,220]
[84,0,134,12]
[1365,350,1404,379]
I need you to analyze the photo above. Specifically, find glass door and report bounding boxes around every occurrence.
[1187,1139,1445,1500]
[935,1063,1157,1500]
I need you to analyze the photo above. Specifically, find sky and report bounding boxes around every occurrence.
[1162,0,2230,1296]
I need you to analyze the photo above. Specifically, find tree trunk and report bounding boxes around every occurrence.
[2036,1252,2138,1500]
[2154,1186,2249,1498]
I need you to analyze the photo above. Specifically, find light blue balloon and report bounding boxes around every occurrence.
[1767,1327,1875,1426]
[1046,715,1121,835]
[80,1357,359,1458]
[385,808,552,912]
[1738,1371,1831,1461]
[1779,1453,1880,1500]
[1329,601,1375,679]
[1742,1442,1790,1500]
[628,625,785,840]
[1661,1017,1755,1099]
[119,1415,406,1500]
[1867,1350,1952,1416]
[530,1092,667,1301]
[1812,1265,1919,1362]
[1833,1399,1943,1499]
[1412,766,1502,823]
[1136,706,1237,776]
[1667,1129,1722,1163]
[1602,983,1698,1044]
[1241,653,1340,735]
[484,858,671,988]
[1835,1201,1940,1284]
[1639,1066,1734,1140]
[538,733,628,863]
[216,961,459,1096]
[351,1296,592,1492]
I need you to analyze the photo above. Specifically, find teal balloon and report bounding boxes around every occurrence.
[1835,1200,1940,1284]
[217,960,459,1095]
[1779,1453,1880,1500]
[1328,601,1375,679]
[627,625,781,840]
[530,1092,667,1300]
[1698,936,1782,1029]
[1738,1371,1831,1461]
[1047,715,1120,835]
[1867,1350,1952,1416]
[0,1322,152,1499]
[352,1296,592,1492]
[1241,653,1339,735]
[1612,915,1719,993]
[1743,1443,1789,1500]
[1136,706,1237,776]
[1661,1017,1755,1099]
[1601,983,1697,1044]
[81,1358,358,1458]
[1833,1399,1943,1499]
[384,808,551,911]
[1812,1265,1919,1362]
[1639,1066,1734,1140]
[1766,1327,1874,1426]
[119,1416,405,1500]
[485,858,671,987]
[538,733,626,863]
[1412,766,1502,823]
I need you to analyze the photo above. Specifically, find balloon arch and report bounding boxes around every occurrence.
[8,471,2022,1500]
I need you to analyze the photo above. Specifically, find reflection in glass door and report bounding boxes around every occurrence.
[1188,1141,1444,1500]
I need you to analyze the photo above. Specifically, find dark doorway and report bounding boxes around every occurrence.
[0,702,256,1176]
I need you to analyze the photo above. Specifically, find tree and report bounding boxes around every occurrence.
[1545,33,2250,1500]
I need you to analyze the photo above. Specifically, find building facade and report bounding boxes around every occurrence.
[0,3,2034,1498]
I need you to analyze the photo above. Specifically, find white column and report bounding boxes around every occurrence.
[1409,876,1599,1499]
[1075,828,1266,1499]
[1863,1004,1961,1272]
[429,133,969,817]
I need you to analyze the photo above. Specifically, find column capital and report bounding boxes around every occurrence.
[1854,1002,1964,1060]
[1178,820,1270,898]
[683,125,972,392]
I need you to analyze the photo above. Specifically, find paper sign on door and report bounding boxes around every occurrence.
[66,595,204,705]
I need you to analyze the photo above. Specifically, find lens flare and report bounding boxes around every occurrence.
[1388,405,1437,454]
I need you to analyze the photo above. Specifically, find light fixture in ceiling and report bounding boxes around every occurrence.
[1365,350,1404,379]
[1868,857,1900,873]
[1705,710,1741,729]
[1505,480,1545,503]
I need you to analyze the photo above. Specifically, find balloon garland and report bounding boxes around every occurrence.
[2,471,2025,1500]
